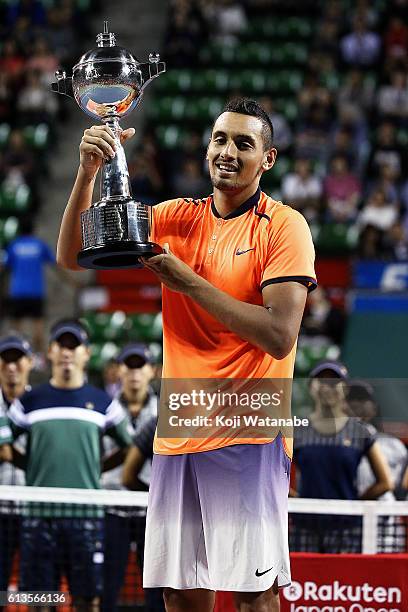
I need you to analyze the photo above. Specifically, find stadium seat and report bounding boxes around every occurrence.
[23,124,49,149]
[82,311,127,343]
[273,43,308,66]
[186,97,224,122]
[88,341,119,372]
[0,216,19,247]
[230,70,266,94]
[199,43,237,66]
[125,313,163,343]
[0,123,10,149]
[155,125,187,149]
[262,156,292,189]
[312,223,359,254]
[295,341,340,375]
[148,97,186,122]
[190,69,231,94]
[0,183,31,215]
[275,98,299,122]
[155,70,193,94]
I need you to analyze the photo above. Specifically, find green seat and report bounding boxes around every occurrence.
[125,313,163,343]
[312,223,359,254]
[0,216,19,247]
[81,311,127,343]
[149,97,186,122]
[155,69,193,94]
[236,43,273,66]
[88,342,119,372]
[23,124,49,149]
[0,123,10,149]
[295,342,339,375]
[155,125,187,149]
[186,97,223,122]
[199,43,236,66]
[230,70,266,94]
[275,43,308,65]
[275,98,299,122]
[191,69,231,94]
[0,183,31,215]
[262,156,292,189]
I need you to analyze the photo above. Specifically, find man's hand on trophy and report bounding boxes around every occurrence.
[141,243,199,295]
[79,124,135,179]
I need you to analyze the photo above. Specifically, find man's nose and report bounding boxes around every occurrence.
[220,140,237,158]
[6,362,18,372]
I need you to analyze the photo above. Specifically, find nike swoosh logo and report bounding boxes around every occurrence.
[255,567,273,577]
[235,248,255,256]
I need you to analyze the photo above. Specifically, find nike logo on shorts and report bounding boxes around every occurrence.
[255,567,273,577]
[236,248,255,256]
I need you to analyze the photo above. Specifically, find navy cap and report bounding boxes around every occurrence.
[0,335,33,357]
[310,360,348,379]
[117,343,152,364]
[50,321,89,346]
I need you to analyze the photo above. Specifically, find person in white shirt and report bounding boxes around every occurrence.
[281,158,322,222]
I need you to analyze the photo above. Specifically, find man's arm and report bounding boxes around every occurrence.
[56,125,134,270]
[102,447,129,473]
[0,444,12,463]
[143,247,308,360]
[122,446,146,489]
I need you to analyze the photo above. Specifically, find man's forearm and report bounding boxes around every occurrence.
[56,167,96,270]
[187,276,292,359]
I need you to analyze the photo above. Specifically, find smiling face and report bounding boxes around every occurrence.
[207,112,276,195]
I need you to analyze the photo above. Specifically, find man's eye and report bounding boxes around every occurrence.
[214,138,225,144]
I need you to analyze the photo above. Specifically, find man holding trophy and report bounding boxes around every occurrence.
[56,24,316,612]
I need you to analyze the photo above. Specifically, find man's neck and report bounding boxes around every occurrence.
[123,388,149,416]
[50,373,85,389]
[213,184,259,218]
[2,384,25,403]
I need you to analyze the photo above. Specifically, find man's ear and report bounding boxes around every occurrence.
[263,148,277,171]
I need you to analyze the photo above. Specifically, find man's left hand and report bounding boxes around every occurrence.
[141,244,198,295]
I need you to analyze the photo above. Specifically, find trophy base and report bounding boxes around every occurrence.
[77,241,162,270]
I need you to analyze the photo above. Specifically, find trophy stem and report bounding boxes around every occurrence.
[99,116,132,203]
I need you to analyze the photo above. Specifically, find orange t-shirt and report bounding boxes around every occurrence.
[151,188,316,455]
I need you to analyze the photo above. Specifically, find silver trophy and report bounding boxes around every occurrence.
[52,22,165,269]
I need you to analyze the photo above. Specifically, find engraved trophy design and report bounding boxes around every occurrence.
[52,22,165,269]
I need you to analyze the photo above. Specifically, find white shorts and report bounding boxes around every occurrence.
[143,435,291,592]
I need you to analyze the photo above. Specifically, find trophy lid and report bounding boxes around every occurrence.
[73,21,140,71]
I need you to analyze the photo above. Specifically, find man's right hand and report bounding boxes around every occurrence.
[79,124,135,180]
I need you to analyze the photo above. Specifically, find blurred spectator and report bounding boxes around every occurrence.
[26,38,59,85]
[358,189,398,233]
[281,158,322,221]
[291,361,392,553]
[17,69,58,125]
[298,72,331,116]
[383,222,408,260]
[313,20,341,59]
[163,1,204,68]
[302,286,346,345]
[208,0,248,45]
[329,126,358,170]
[348,381,408,501]
[340,16,381,67]
[0,335,33,599]
[129,152,163,205]
[377,70,408,125]
[0,40,25,85]
[6,0,46,28]
[323,155,361,223]
[367,121,407,179]
[2,217,75,352]
[384,17,408,62]
[368,163,400,208]
[260,96,292,152]
[173,159,209,198]
[337,70,374,121]
[46,6,78,63]
[296,103,333,163]
[1,129,34,188]
[101,343,162,612]
[0,73,13,124]
[103,359,121,400]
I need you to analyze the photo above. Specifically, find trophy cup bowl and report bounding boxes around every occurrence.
[52,22,166,269]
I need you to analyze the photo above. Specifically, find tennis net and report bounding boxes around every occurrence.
[0,486,407,610]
